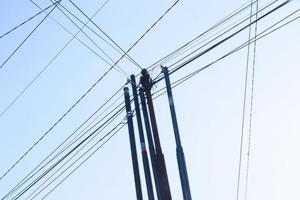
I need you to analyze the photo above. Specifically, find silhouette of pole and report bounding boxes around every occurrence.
[130,75,155,200]
[124,87,143,200]
[140,69,172,200]
[162,66,192,200]
[139,87,161,200]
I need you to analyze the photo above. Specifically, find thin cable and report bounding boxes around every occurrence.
[67,0,143,70]
[168,0,277,70]
[154,9,300,92]
[0,1,61,70]
[245,1,259,199]
[47,0,129,78]
[26,113,124,200]
[0,0,112,121]
[0,4,55,39]
[159,0,258,66]
[154,0,290,83]
[147,0,259,73]
[28,0,119,73]
[39,123,126,200]
[2,86,124,199]
[0,0,178,189]
[10,105,125,200]
[5,11,300,199]
[236,1,254,199]
[55,1,142,70]
[0,0,111,183]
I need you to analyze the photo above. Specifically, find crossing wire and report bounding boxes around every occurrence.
[0,0,180,187]
[2,87,124,200]
[236,1,255,199]
[0,3,55,39]
[47,0,129,78]
[3,8,299,199]
[159,0,273,70]
[3,2,254,195]
[0,0,111,121]
[154,0,290,84]
[38,9,300,200]
[0,0,112,182]
[146,0,259,73]
[0,0,61,70]
[62,0,143,70]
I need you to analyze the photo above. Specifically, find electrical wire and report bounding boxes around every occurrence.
[3,8,299,199]
[236,1,255,199]
[154,0,290,83]
[38,123,126,200]
[154,9,300,93]
[9,105,125,200]
[0,3,55,39]
[0,0,111,121]
[37,10,300,199]
[64,0,143,70]
[0,0,112,183]
[245,1,259,200]
[0,1,61,70]
[25,111,125,200]
[2,87,124,199]
[146,0,259,73]
[0,0,180,189]
[160,0,275,69]
[47,0,129,78]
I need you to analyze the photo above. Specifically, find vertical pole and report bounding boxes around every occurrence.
[139,87,161,200]
[162,66,192,200]
[140,69,172,200]
[124,87,143,200]
[131,75,155,200]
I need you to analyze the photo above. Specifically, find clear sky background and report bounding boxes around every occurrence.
[0,0,300,199]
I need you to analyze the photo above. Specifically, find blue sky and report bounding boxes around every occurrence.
[0,0,300,199]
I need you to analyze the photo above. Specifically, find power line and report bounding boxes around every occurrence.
[0,0,180,188]
[2,87,124,199]
[47,0,129,78]
[154,0,290,84]
[0,0,112,183]
[10,104,125,200]
[64,0,143,70]
[3,8,299,199]
[35,9,300,199]
[0,0,112,121]
[245,1,259,200]
[26,111,125,200]
[236,1,255,199]
[0,3,55,39]
[154,9,300,93]
[38,123,126,200]
[147,0,259,73]
[31,10,300,199]
[0,0,61,70]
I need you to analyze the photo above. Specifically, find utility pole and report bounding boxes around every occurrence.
[162,66,192,200]
[130,75,155,200]
[139,87,161,200]
[123,87,143,200]
[140,69,172,200]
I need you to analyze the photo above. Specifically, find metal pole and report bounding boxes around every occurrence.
[130,75,155,200]
[124,87,143,200]
[162,66,192,200]
[140,69,172,200]
[139,87,161,200]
